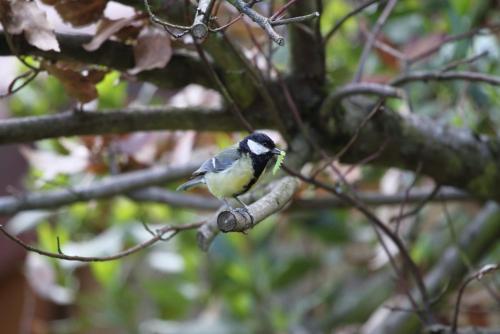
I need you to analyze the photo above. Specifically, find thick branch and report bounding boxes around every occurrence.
[0,106,272,145]
[0,32,211,90]
[326,99,500,202]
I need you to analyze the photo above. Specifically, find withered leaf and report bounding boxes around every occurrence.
[43,61,107,103]
[129,26,172,75]
[40,0,107,27]
[83,15,142,51]
[0,0,60,52]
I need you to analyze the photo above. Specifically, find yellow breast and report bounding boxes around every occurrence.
[204,155,254,199]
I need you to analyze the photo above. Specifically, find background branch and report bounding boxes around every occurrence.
[132,186,474,211]
[0,221,202,262]
[326,99,500,202]
[368,203,500,334]
[0,163,198,215]
[0,32,211,90]
[0,106,272,145]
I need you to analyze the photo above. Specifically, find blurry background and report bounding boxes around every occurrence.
[0,0,499,333]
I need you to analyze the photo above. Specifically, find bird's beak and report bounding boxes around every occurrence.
[272,148,282,155]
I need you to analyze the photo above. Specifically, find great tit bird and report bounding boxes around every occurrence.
[177,132,282,212]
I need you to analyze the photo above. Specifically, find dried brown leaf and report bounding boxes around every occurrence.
[42,61,107,103]
[403,34,446,60]
[40,0,107,27]
[0,0,60,52]
[129,26,172,75]
[83,15,142,51]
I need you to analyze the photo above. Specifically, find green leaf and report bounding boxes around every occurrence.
[91,261,121,288]
[96,71,127,109]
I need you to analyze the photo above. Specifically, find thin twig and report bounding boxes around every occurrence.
[270,0,300,20]
[192,37,254,132]
[390,184,441,223]
[283,165,432,318]
[324,0,382,42]
[353,0,398,82]
[143,0,192,38]
[391,70,500,87]
[452,264,500,334]
[271,12,320,26]
[409,25,500,65]
[441,51,489,72]
[0,222,203,262]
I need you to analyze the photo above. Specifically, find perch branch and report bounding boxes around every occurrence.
[217,177,300,232]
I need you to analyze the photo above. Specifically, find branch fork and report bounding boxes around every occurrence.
[144,0,319,46]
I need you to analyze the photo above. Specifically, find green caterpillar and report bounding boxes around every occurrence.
[272,150,286,175]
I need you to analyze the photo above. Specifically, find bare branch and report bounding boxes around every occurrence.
[130,187,222,211]
[217,177,299,232]
[324,0,382,42]
[354,0,398,82]
[441,51,489,72]
[0,222,202,262]
[408,25,500,65]
[0,32,210,90]
[192,0,216,39]
[452,264,500,334]
[284,166,431,314]
[228,0,285,46]
[133,186,474,211]
[322,83,404,111]
[271,12,320,27]
[327,98,500,203]
[0,106,272,145]
[391,70,500,87]
[427,325,500,334]
[0,163,199,216]
[368,203,500,334]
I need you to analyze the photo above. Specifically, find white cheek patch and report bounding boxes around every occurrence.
[247,139,270,155]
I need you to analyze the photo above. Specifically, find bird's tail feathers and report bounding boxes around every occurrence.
[176,177,204,191]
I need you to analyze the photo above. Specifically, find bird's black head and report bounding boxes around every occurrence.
[235,132,282,195]
[239,132,280,157]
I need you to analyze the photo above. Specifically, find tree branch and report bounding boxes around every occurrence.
[0,32,211,90]
[354,0,398,82]
[132,186,474,211]
[325,99,500,202]
[368,202,500,334]
[324,0,382,42]
[0,221,202,262]
[217,176,299,232]
[391,70,500,87]
[0,106,272,145]
[322,83,404,111]
[0,163,199,216]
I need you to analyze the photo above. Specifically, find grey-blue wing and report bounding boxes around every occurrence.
[193,147,241,176]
